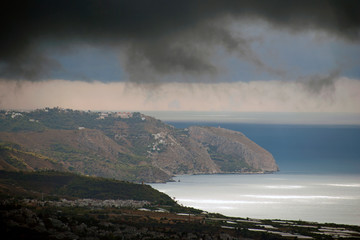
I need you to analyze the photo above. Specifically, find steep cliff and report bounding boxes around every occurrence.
[147,128,220,175]
[188,126,278,173]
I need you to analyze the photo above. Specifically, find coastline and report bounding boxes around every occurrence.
[152,170,279,184]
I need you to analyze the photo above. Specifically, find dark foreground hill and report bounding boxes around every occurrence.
[0,170,174,205]
[0,108,278,182]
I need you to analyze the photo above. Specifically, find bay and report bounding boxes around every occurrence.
[151,122,360,225]
[151,173,360,226]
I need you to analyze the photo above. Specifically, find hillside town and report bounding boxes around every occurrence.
[1,108,142,121]
[22,198,150,209]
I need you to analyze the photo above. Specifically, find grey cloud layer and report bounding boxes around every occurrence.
[1,0,359,81]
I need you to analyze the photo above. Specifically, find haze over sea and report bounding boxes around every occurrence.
[150,112,360,226]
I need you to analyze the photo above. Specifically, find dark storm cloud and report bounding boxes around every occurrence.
[304,70,341,94]
[291,69,342,103]
[1,0,359,81]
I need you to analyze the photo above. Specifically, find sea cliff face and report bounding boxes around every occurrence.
[147,127,220,176]
[0,109,278,182]
[188,126,278,173]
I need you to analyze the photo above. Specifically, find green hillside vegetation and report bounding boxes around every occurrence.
[0,134,170,182]
[0,114,46,132]
[0,143,64,172]
[0,108,173,182]
[0,170,175,205]
[0,108,146,132]
[207,145,255,172]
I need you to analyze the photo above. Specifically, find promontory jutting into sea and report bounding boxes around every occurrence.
[151,114,360,226]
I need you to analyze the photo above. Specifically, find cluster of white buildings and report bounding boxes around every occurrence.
[97,112,134,120]
[115,112,133,118]
[22,198,150,209]
[148,132,167,153]
[3,111,23,119]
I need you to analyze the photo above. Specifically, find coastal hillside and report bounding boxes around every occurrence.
[189,126,278,173]
[0,143,64,172]
[0,108,278,182]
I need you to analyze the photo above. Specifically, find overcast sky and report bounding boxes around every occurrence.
[0,0,359,122]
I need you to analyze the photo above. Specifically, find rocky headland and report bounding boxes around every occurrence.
[0,108,278,182]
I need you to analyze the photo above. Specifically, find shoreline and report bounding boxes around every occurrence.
[152,170,279,184]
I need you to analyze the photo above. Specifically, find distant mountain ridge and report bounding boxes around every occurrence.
[0,108,278,182]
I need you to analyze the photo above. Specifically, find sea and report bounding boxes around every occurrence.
[151,121,360,226]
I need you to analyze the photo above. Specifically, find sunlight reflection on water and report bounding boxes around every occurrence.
[151,173,360,225]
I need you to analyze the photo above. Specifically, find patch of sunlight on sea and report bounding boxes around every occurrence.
[151,173,360,226]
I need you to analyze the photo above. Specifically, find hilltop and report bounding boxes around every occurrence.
[0,108,278,182]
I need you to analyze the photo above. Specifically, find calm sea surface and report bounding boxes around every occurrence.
[151,173,360,225]
[151,122,360,225]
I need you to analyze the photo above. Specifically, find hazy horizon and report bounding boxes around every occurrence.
[144,111,360,125]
